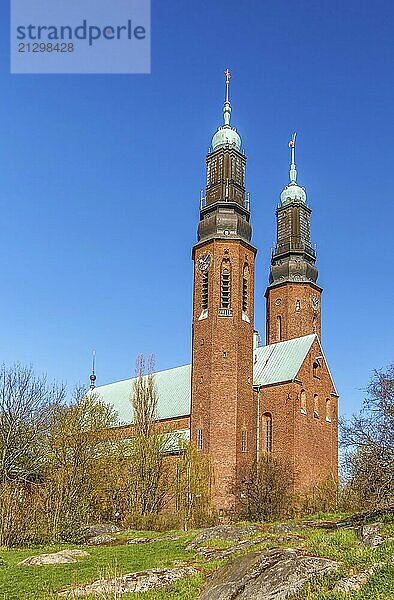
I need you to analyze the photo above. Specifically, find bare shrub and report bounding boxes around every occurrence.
[237,454,293,521]
[296,476,339,516]
[124,355,173,523]
[341,364,394,510]
[175,441,214,530]
[0,364,65,546]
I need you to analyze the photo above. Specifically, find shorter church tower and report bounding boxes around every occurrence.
[190,72,257,513]
[265,134,322,344]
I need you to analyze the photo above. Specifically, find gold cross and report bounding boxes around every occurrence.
[225,68,231,84]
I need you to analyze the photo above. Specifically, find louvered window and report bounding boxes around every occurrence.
[197,428,203,450]
[241,430,247,453]
[201,271,208,310]
[221,269,231,308]
[242,277,248,312]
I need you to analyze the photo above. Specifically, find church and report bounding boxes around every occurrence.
[93,71,339,513]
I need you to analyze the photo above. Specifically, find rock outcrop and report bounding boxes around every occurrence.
[199,548,338,600]
[82,524,122,537]
[334,564,379,593]
[58,566,198,597]
[86,534,119,546]
[187,525,260,549]
[356,523,384,547]
[19,549,89,566]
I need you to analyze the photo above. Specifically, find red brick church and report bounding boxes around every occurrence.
[94,71,338,513]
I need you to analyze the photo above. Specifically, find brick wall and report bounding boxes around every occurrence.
[258,338,338,492]
[265,282,322,344]
[191,238,257,512]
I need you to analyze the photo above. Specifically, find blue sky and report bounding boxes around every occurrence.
[1,0,393,418]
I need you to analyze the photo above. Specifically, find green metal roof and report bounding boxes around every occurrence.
[253,334,315,386]
[94,364,191,426]
[94,334,320,426]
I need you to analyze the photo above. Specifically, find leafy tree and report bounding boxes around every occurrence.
[43,387,119,536]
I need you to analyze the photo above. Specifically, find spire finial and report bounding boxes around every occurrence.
[89,350,97,390]
[223,68,232,127]
[288,132,297,183]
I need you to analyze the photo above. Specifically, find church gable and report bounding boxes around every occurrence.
[253,334,315,387]
[295,337,338,400]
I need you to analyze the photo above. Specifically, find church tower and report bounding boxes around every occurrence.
[190,71,257,513]
[265,134,322,344]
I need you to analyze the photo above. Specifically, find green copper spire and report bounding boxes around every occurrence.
[280,132,307,205]
[211,69,241,151]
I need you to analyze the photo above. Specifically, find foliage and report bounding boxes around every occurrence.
[341,364,394,510]
[0,363,65,484]
[0,364,65,546]
[124,355,173,521]
[297,477,339,516]
[175,441,214,530]
[42,389,119,537]
[237,454,293,521]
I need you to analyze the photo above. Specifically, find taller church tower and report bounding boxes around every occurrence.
[265,134,322,344]
[190,72,257,513]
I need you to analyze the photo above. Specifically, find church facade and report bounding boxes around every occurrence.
[94,72,338,514]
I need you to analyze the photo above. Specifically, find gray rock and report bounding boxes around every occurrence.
[188,525,260,549]
[197,534,303,562]
[356,523,384,547]
[82,524,122,537]
[19,549,89,566]
[197,538,269,561]
[199,548,338,600]
[58,566,198,597]
[86,534,119,546]
[334,564,379,593]
[127,537,153,545]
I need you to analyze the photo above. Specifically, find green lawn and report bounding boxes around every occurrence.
[0,517,393,599]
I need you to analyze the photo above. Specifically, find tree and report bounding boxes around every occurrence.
[175,441,213,530]
[0,363,65,484]
[0,363,65,546]
[238,454,292,521]
[341,364,394,509]
[43,387,119,536]
[125,355,172,521]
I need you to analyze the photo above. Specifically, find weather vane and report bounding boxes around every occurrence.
[288,132,297,182]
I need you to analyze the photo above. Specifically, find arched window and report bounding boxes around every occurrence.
[201,271,208,310]
[221,268,231,308]
[314,394,319,418]
[296,300,301,312]
[300,390,307,415]
[276,316,282,342]
[263,413,272,452]
[326,398,331,422]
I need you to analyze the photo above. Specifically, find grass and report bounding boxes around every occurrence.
[0,515,393,599]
